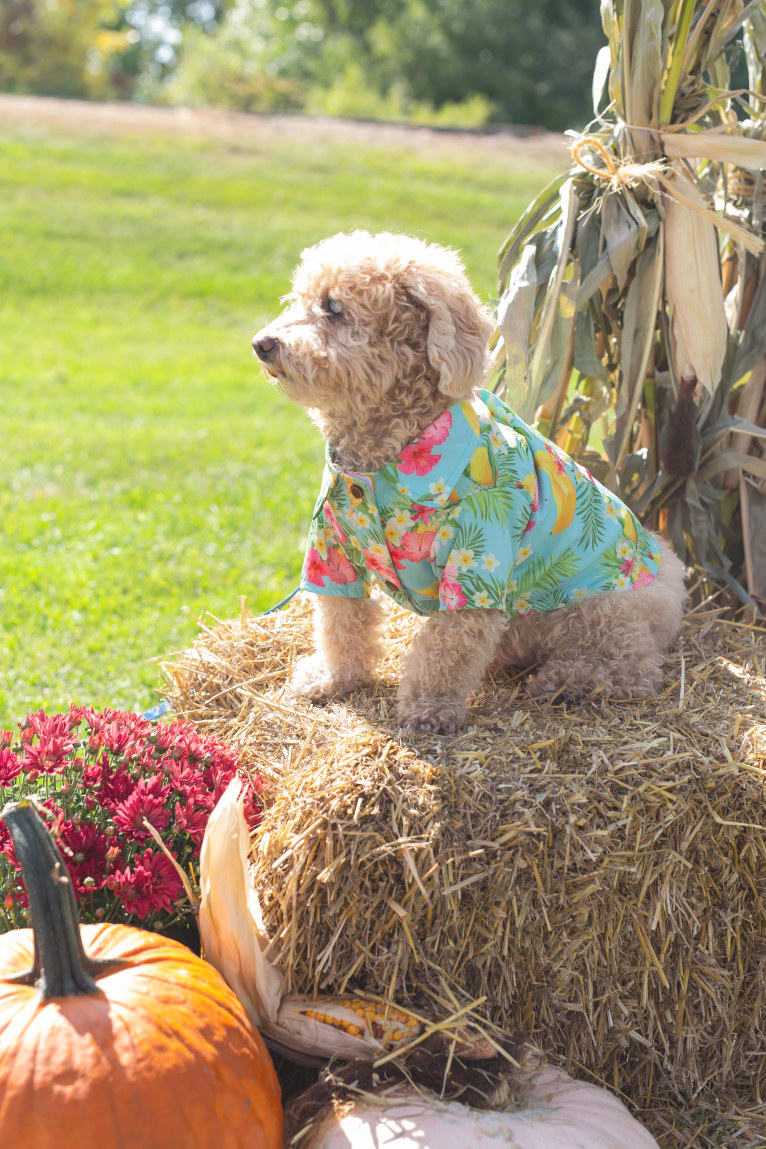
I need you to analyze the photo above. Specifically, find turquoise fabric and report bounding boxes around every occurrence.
[300,389,660,618]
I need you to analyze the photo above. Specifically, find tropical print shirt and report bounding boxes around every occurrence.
[300,389,660,618]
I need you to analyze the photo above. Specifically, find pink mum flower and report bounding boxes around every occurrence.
[173,797,210,846]
[113,775,171,841]
[21,735,74,777]
[0,749,21,786]
[108,849,183,920]
[57,821,111,895]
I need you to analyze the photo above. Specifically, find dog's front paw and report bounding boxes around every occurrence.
[291,656,369,704]
[397,695,466,734]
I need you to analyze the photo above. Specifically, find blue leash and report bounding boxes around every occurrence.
[141,586,300,720]
[261,586,300,614]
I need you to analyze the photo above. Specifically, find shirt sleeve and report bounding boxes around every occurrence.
[300,504,371,600]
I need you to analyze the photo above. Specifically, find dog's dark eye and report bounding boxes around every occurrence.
[322,296,344,317]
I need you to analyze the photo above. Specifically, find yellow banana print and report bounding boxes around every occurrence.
[460,399,481,436]
[418,581,441,599]
[518,472,536,500]
[534,449,576,534]
[469,443,495,486]
[622,511,638,545]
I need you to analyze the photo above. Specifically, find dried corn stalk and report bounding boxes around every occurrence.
[495,0,766,607]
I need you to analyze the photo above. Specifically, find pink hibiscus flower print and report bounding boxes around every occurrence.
[363,548,401,587]
[390,529,436,570]
[327,547,358,584]
[440,577,467,611]
[633,570,654,587]
[410,503,434,523]
[421,409,452,448]
[399,440,441,476]
[620,556,636,578]
[544,442,568,475]
[304,546,330,586]
[324,500,347,543]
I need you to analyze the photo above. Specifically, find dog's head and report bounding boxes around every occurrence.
[252,231,493,415]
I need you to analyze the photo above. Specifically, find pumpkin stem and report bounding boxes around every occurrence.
[1,800,116,999]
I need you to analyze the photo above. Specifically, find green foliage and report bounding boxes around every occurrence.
[0,0,130,99]
[158,23,304,112]
[0,113,560,724]
[362,0,605,129]
[0,0,228,101]
[152,0,604,129]
[574,476,608,552]
[1,0,605,128]
[304,64,493,129]
[515,548,580,595]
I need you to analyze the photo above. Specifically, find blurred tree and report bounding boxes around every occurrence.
[371,0,605,128]
[0,0,605,129]
[162,0,604,128]
[0,0,229,100]
[0,0,128,97]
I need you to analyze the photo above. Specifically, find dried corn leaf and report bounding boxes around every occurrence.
[663,168,728,394]
[613,230,664,463]
[662,129,766,169]
[199,777,282,1027]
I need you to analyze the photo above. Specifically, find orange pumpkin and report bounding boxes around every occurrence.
[0,800,283,1149]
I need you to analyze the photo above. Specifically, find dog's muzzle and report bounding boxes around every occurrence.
[252,334,280,361]
[252,333,285,377]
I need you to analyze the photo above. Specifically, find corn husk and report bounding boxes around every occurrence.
[495,0,766,605]
[199,779,425,1063]
[198,777,282,1027]
[663,167,729,395]
[661,129,766,170]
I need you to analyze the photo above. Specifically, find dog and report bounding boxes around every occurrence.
[252,231,686,733]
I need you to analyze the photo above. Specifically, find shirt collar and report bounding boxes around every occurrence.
[319,390,489,509]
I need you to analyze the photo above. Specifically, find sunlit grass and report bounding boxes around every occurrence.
[0,113,560,722]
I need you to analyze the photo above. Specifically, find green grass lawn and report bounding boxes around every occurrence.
[0,105,561,724]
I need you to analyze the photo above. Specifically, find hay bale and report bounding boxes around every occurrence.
[163,596,766,1136]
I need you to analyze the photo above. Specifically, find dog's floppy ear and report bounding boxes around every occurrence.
[405,263,494,398]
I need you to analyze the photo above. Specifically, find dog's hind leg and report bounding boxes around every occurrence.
[526,537,686,701]
[397,609,507,733]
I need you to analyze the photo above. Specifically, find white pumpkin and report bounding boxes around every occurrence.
[301,1063,659,1149]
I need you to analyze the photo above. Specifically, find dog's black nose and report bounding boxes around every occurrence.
[252,334,279,360]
